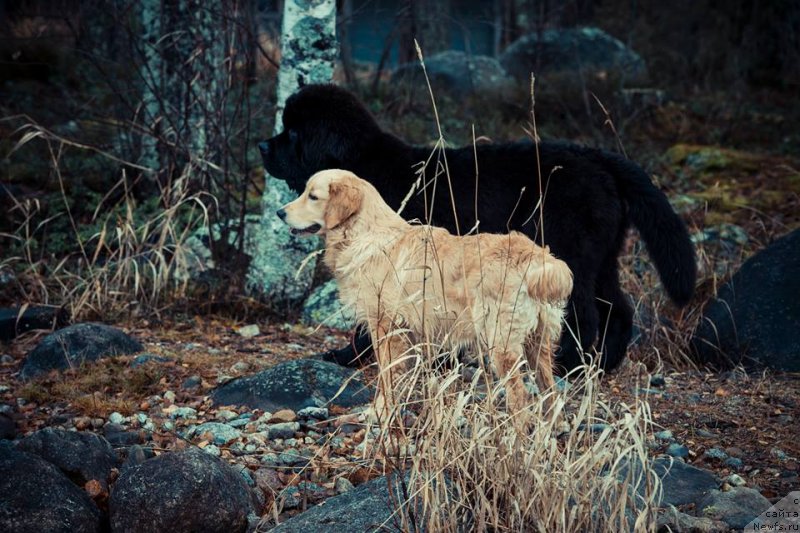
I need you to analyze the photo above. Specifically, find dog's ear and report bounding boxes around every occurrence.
[324,178,364,229]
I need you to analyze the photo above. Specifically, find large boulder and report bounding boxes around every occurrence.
[301,280,354,330]
[655,457,720,507]
[109,448,255,533]
[0,444,103,533]
[391,50,514,97]
[21,323,143,379]
[692,229,800,371]
[271,473,438,532]
[16,428,117,488]
[698,487,772,530]
[212,358,372,412]
[620,456,719,507]
[500,27,647,83]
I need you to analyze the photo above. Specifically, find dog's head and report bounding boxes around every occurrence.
[258,84,382,193]
[277,169,364,236]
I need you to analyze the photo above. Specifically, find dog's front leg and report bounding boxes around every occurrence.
[368,319,410,426]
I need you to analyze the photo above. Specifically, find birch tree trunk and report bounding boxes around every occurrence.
[246,0,338,305]
[137,0,226,200]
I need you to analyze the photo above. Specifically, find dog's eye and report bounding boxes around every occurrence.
[308,193,318,201]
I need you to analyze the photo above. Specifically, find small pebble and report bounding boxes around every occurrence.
[649,374,666,387]
[236,325,260,338]
[655,430,674,441]
[181,375,202,390]
[297,406,328,420]
[270,409,297,423]
[0,355,13,364]
[727,473,746,486]
[216,410,238,422]
[202,444,221,457]
[666,443,690,458]
[704,448,728,460]
[268,422,299,440]
[163,391,176,404]
[770,448,789,461]
[696,429,716,438]
[724,457,743,470]
[335,477,354,494]
[230,361,249,374]
[261,452,279,466]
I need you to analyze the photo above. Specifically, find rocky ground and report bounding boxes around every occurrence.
[1,316,798,531]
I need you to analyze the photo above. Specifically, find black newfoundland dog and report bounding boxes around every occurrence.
[259,84,696,372]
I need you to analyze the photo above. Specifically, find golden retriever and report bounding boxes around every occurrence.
[278,169,573,423]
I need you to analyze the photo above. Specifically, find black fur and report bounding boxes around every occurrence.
[259,84,696,372]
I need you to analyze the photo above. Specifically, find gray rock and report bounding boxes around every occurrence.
[182,375,202,389]
[657,506,728,533]
[297,406,329,420]
[622,456,718,507]
[211,358,372,412]
[109,448,255,533]
[271,473,443,532]
[268,422,300,440]
[301,280,354,330]
[391,50,514,98]
[16,428,117,487]
[103,424,143,447]
[704,448,728,460]
[108,412,126,425]
[334,477,354,494]
[122,444,149,471]
[500,27,647,83]
[650,374,666,387]
[278,448,310,467]
[0,445,103,533]
[657,458,720,507]
[698,487,772,529]
[21,323,143,379]
[666,443,689,458]
[655,430,674,441]
[130,353,170,368]
[692,228,800,371]
[194,422,241,445]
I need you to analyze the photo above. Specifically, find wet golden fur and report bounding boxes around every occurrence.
[280,169,573,420]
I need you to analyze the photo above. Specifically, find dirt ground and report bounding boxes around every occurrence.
[2,315,798,506]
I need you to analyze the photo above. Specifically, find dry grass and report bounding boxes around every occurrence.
[1,120,211,320]
[353,351,661,532]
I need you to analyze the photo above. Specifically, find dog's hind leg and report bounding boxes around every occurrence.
[525,333,556,414]
[594,259,633,372]
[556,275,600,373]
[489,344,532,429]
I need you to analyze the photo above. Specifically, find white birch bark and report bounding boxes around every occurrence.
[137,0,225,192]
[247,0,338,304]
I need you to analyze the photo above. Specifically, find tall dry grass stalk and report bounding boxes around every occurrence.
[2,122,212,319]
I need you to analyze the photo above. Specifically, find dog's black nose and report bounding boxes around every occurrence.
[276,208,286,220]
[258,141,269,154]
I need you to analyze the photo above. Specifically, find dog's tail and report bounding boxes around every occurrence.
[526,252,573,304]
[602,152,696,306]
